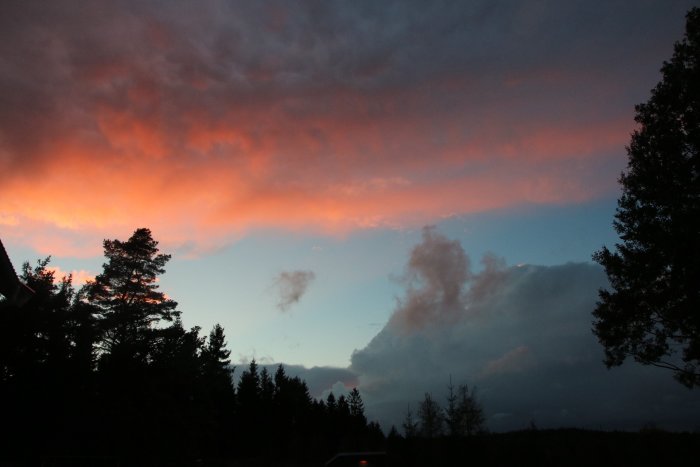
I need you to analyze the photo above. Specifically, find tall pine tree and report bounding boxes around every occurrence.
[86,228,179,365]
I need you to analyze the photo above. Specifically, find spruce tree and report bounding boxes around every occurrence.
[348,387,367,424]
[457,384,484,435]
[418,393,444,438]
[201,323,232,387]
[402,404,418,438]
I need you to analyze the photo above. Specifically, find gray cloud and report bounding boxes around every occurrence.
[1,0,694,171]
[1,0,696,250]
[236,228,700,432]
[350,229,700,432]
[273,270,316,311]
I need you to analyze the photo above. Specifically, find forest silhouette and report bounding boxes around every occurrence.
[3,230,699,467]
[0,229,389,466]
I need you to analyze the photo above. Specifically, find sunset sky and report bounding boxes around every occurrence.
[2,0,699,431]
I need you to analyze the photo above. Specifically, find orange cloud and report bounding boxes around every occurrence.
[1,0,648,256]
[46,266,95,286]
[0,101,624,256]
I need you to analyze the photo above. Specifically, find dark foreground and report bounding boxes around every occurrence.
[386,429,699,467]
[2,429,698,467]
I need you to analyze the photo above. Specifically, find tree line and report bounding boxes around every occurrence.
[0,228,382,465]
[397,380,485,440]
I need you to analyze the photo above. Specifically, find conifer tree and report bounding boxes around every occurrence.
[402,404,418,438]
[201,323,232,388]
[85,228,179,364]
[326,391,337,413]
[337,394,351,424]
[445,378,459,437]
[593,7,700,387]
[237,359,261,405]
[457,384,484,435]
[260,366,275,404]
[418,393,444,438]
[348,387,366,423]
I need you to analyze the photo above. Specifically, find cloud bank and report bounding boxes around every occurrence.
[1,0,695,253]
[273,270,316,311]
[349,228,700,432]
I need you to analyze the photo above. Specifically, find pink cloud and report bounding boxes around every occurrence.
[481,346,535,377]
[2,0,665,255]
[0,113,621,255]
[46,266,95,286]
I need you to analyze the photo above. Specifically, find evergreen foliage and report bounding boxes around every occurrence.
[349,387,366,422]
[403,379,486,439]
[402,405,419,438]
[593,8,700,387]
[0,228,384,465]
[418,393,444,438]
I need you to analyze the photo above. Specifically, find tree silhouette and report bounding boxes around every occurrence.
[85,228,179,367]
[443,380,486,436]
[237,359,261,405]
[0,258,100,457]
[199,324,236,456]
[337,394,350,416]
[348,387,366,424]
[201,323,233,386]
[402,404,419,438]
[387,425,401,440]
[1,259,75,379]
[326,391,337,413]
[445,378,460,437]
[593,8,700,387]
[236,359,262,453]
[271,364,315,458]
[260,366,275,405]
[418,393,444,438]
[1,229,385,463]
[456,384,485,435]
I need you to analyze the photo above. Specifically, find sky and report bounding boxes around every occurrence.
[2,0,699,432]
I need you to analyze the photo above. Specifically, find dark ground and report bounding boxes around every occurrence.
[385,429,699,467]
[2,428,698,467]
